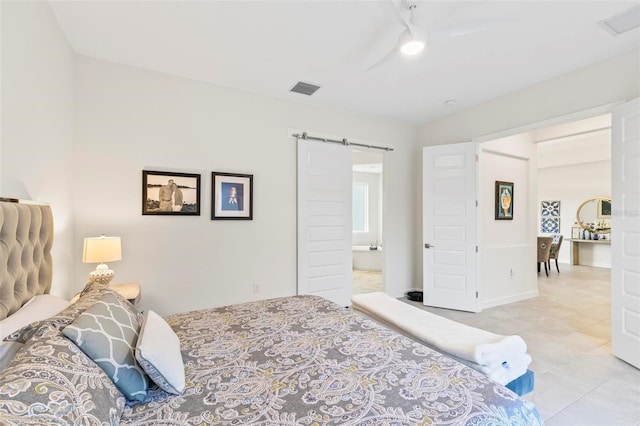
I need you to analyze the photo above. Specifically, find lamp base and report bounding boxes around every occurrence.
[88,269,115,285]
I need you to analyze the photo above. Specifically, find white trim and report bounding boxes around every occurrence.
[473,102,621,144]
[480,290,540,310]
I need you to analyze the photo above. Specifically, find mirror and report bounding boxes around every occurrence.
[576,196,611,233]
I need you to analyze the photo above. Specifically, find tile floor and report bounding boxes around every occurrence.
[401,264,640,425]
[352,269,383,294]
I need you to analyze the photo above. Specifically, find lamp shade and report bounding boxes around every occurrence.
[82,236,122,264]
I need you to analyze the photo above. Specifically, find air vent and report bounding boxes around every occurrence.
[598,4,640,36]
[290,81,321,96]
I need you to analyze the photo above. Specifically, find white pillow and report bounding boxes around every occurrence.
[0,341,23,371]
[0,294,70,339]
[135,310,185,394]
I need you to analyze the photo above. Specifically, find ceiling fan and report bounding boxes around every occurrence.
[366,0,506,71]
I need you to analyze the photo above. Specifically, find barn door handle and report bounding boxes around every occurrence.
[424,243,435,249]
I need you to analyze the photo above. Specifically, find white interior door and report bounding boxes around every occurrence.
[611,97,640,369]
[423,142,479,312]
[297,139,352,307]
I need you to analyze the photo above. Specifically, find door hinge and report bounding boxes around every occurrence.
[475,154,479,161]
[476,291,479,298]
[475,246,478,253]
[475,200,478,207]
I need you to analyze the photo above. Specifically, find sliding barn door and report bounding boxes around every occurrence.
[297,139,352,307]
[611,97,640,369]
[423,142,479,312]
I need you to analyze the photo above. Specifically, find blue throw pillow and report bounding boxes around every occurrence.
[62,292,148,401]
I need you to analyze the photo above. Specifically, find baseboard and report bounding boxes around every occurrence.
[480,290,539,310]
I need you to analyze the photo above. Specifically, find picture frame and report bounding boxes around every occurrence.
[495,181,514,220]
[571,227,581,239]
[597,199,611,218]
[142,170,201,216]
[541,217,560,234]
[211,172,253,220]
[541,200,560,217]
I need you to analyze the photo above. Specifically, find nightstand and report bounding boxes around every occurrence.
[110,282,141,307]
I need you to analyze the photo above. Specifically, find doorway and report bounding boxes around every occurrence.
[352,150,384,295]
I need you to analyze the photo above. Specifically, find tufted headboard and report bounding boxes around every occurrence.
[0,200,54,320]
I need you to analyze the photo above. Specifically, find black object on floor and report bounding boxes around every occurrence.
[406,290,423,302]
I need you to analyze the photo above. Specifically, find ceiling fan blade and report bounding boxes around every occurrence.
[390,0,424,39]
[430,17,509,40]
[389,0,409,25]
[365,45,398,71]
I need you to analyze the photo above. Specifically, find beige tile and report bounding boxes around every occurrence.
[547,374,640,426]
[580,321,611,340]
[531,371,592,420]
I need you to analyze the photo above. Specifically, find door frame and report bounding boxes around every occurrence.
[292,129,389,301]
[469,100,628,360]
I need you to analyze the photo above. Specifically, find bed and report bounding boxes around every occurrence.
[0,200,543,425]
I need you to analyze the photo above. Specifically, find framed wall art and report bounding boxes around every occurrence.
[142,170,201,216]
[597,199,611,218]
[541,217,560,234]
[540,200,561,233]
[211,172,253,220]
[495,181,514,220]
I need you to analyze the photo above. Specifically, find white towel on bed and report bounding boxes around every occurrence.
[455,354,532,385]
[351,292,528,367]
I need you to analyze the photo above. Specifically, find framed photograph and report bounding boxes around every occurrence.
[495,181,514,220]
[212,172,253,220]
[571,227,581,239]
[142,170,201,216]
[597,199,611,218]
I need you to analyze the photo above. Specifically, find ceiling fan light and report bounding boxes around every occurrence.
[400,39,425,55]
[398,29,425,56]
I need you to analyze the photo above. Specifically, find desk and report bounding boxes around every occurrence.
[569,239,611,265]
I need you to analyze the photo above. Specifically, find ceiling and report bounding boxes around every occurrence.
[48,1,640,125]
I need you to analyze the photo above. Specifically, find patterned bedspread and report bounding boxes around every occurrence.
[122,295,542,425]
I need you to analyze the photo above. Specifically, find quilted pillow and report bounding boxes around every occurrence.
[135,310,185,394]
[62,292,148,401]
[3,282,109,344]
[0,324,125,425]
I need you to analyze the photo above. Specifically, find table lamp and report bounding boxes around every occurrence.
[83,235,122,285]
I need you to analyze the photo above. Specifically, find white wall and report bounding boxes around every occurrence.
[478,134,538,308]
[0,1,75,298]
[417,49,639,292]
[418,50,640,146]
[73,56,418,315]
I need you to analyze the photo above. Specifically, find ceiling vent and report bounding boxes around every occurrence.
[290,81,321,96]
[598,4,640,36]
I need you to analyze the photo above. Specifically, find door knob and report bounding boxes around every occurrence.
[424,243,435,249]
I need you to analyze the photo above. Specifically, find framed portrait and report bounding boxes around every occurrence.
[142,170,201,216]
[597,199,611,218]
[495,181,514,220]
[211,172,253,220]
